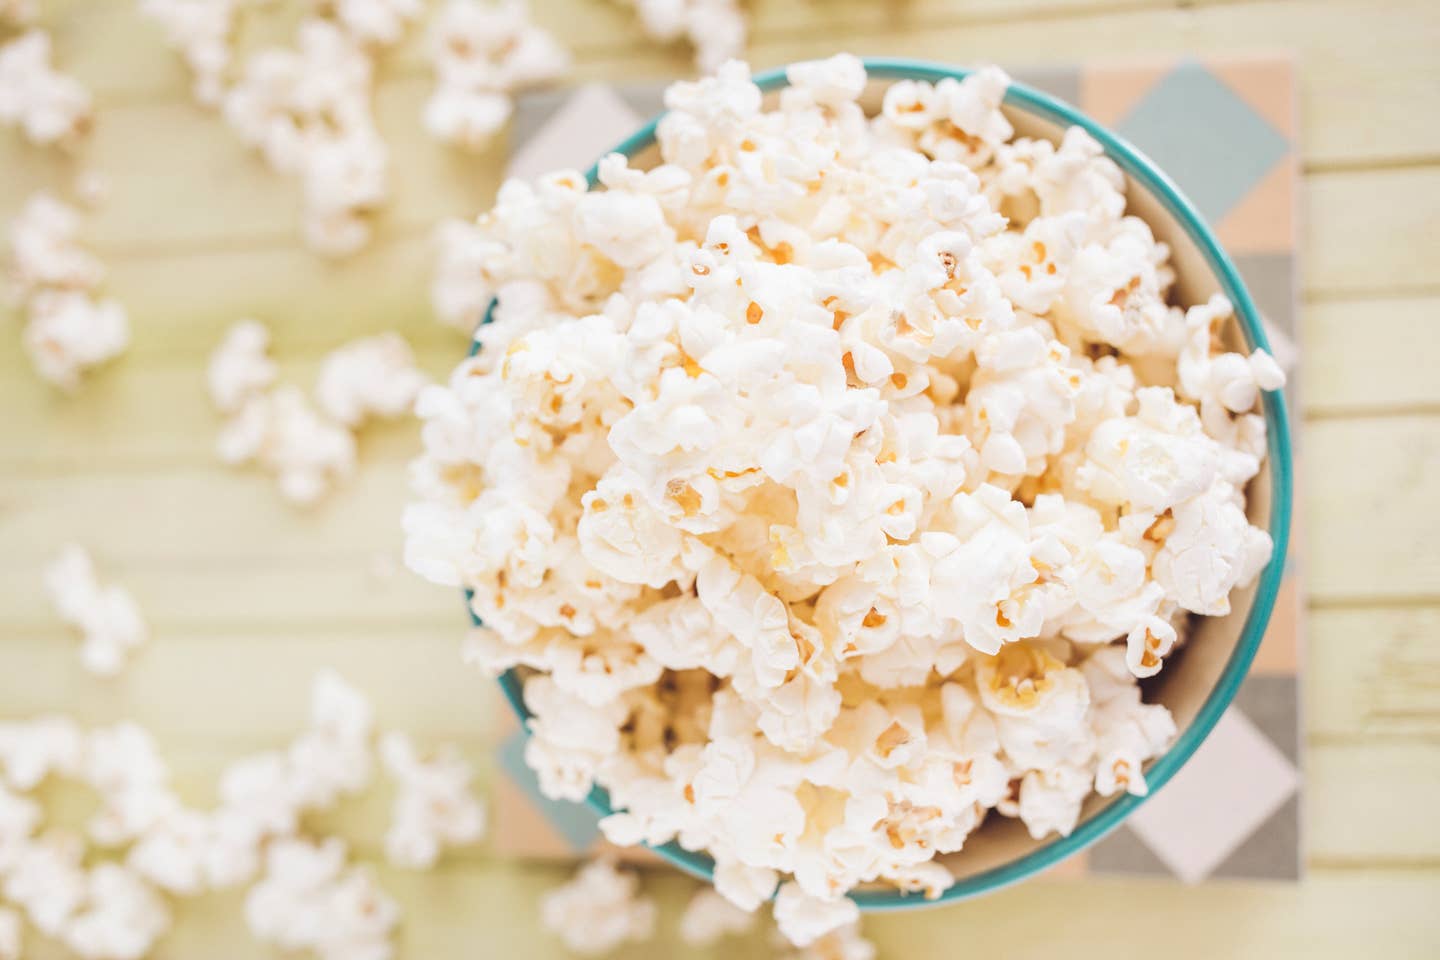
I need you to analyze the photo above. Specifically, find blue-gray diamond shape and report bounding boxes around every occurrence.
[1115,61,1290,224]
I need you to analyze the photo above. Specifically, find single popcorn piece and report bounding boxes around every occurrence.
[404,57,1286,932]
[0,715,83,790]
[772,884,859,949]
[139,0,245,106]
[330,0,424,48]
[3,830,88,936]
[782,921,876,960]
[620,0,746,74]
[539,858,656,956]
[245,837,398,960]
[6,194,130,390]
[679,886,756,945]
[44,545,148,677]
[314,332,429,427]
[379,732,486,869]
[61,864,172,960]
[423,0,568,151]
[217,385,357,505]
[207,318,278,414]
[0,30,93,147]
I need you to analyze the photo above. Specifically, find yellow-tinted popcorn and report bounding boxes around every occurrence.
[405,56,1286,935]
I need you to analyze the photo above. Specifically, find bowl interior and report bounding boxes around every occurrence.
[489,60,1293,908]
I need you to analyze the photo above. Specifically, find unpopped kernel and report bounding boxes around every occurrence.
[405,56,1284,936]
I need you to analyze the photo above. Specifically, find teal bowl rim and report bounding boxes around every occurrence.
[467,57,1294,911]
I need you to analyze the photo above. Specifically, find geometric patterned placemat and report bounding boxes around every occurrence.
[492,53,1304,883]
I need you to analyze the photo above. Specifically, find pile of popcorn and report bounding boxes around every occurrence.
[5,192,130,390]
[404,55,1285,942]
[0,672,486,960]
[208,320,428,504]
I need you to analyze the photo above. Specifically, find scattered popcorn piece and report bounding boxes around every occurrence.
[44,545,147,677]
[782,921,876,960]
[61,863,171,960]
[679,886,755,946]
[6,194,130,390]
[331,0,424,48]
[539,858,656,956]
[245,837,398,960]
[223,18,388,256]
[5,192,104,300]
[423,0,569,151]
[315,332,429,427]
[621,0,746,74]
[0,30,92,147]
[773,883,859,949]
[207,318,278,414]
[139,0,244,106]
[379,732,485,869]
[0,907,21,960]
[0,716,82,790]
[3,830,88,937]
[217,385,357,504]
[403,56,1286,933]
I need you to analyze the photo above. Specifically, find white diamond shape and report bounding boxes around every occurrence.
[1127,708,1299,883]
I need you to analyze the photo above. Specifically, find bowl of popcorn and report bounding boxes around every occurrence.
[403,54,1292,940]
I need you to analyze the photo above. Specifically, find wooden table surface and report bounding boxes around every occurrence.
[2,1,1438,957]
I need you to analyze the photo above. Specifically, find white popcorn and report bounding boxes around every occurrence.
[679,886,756,945]
[314,332,429,426]
[207,319,277,414]
[140,0,244,106]
[539,858,656,956]
[404,58,1287,926]
[0,715,82,790]
[6,194,130,390]
[43,546,147,677]
[783,921,876,960]
[222,18,388,255]
[0,907,20,960]
[331,0,424,47]
[5,192,104,301]
[0,30,92,147]
[217,385,357,504]
[622,0,746,73]
[424,0,568,151]
[21,291,131,390]
[61,864,171,960]
[773,883,859,948]
[245,837,398,960]
[4,830,87,936]
[380,732,486,869]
